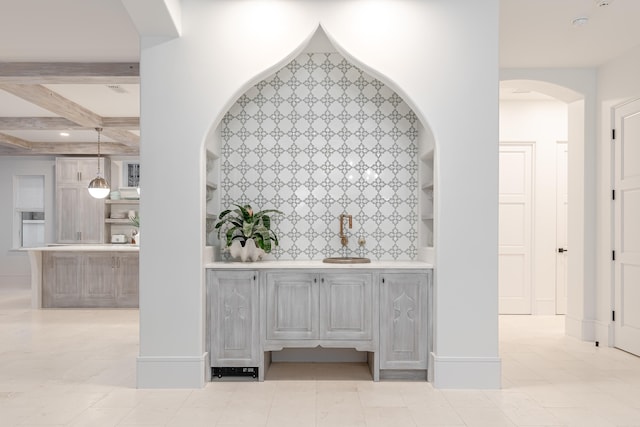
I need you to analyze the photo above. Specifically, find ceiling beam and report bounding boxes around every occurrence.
[0,117,140,130]
[0,84,139,146]
[0,142,138,156]
[0,62,139,84]
[28,142,138,155]
[102,117,140,129]
[0,132,32,150]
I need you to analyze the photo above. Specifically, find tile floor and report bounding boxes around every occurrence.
[1,283,639,427]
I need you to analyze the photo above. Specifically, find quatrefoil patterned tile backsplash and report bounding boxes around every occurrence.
[221,52,418,260]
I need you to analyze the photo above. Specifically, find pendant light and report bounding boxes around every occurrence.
[88,127,111,199]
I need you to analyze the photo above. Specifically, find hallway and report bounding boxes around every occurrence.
[1,284,639,426]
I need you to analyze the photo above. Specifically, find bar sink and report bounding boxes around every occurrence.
[322,257,371,264]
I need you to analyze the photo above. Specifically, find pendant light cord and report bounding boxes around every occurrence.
[95,127,103,176]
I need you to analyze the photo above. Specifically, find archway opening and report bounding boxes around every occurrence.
[498,79,585,324]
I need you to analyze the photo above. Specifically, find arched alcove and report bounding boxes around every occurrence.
[204,26,436,263]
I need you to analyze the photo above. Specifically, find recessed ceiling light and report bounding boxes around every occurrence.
[595,0,613,7]
[571,16,589,27]
[106,84,128,94]
[59,132,70,137]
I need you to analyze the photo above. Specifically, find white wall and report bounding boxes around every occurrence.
[136,0,500,389]
[0,157,56,287]
[596,45,640,346]
[499,99,568,314]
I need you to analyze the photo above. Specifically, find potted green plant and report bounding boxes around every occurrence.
[215,204,282,260]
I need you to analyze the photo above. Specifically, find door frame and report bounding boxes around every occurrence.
[555,141,568,315]
[612,98,640,356]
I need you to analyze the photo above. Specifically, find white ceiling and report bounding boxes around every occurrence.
[500,0,640,68]
[1,0,639,154]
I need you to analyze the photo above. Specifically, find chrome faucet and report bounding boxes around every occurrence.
[339,213,352,247]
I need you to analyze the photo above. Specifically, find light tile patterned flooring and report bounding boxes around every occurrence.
[1,283,639,426]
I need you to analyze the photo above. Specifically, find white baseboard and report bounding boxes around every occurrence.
[595,320,614,347]
[137,353,207,388]
[565,315,595,341]
[431,353,501,389]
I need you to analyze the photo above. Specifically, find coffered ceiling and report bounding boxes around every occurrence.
[1,0,639,155]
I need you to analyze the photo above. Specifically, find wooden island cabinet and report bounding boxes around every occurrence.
[26,246,139,309]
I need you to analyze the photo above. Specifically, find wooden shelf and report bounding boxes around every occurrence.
[105,218,134,224]
[421,215,433,221]
[106,199,139,204]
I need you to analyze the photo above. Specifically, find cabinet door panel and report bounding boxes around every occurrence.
[116,253,139,307]
[210,271,258,366]
[78,191,105,243]
[42,252,82,307]
[266,272,318,340]
[56,158,80,185]
[380,273,428,369]
[83,253,117,306]
[77,159,97,186]
[56,187,78,243]
[56,158,107,244]
[320,273,373,340]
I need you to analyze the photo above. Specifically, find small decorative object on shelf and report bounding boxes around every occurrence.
[129,213,140,245]
[215,204,282,262]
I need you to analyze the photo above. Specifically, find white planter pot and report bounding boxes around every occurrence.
[228,239,265,262]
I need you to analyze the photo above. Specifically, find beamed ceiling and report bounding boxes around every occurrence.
[0,63,140,155]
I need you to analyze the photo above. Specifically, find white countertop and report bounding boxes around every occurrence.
[205,259,433,269]
[25,244,140,252]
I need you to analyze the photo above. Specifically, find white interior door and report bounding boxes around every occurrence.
[556,142,568,314]
[614,99,640,356]
[499,144,533,314]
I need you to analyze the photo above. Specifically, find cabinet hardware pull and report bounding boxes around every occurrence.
[382,278,385,283]
[253,275,256,281]
[314,278,317,283]
[321,278,324,283]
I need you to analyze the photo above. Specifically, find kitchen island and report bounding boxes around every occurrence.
[205,260,433,381]
[26,245,139,308]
